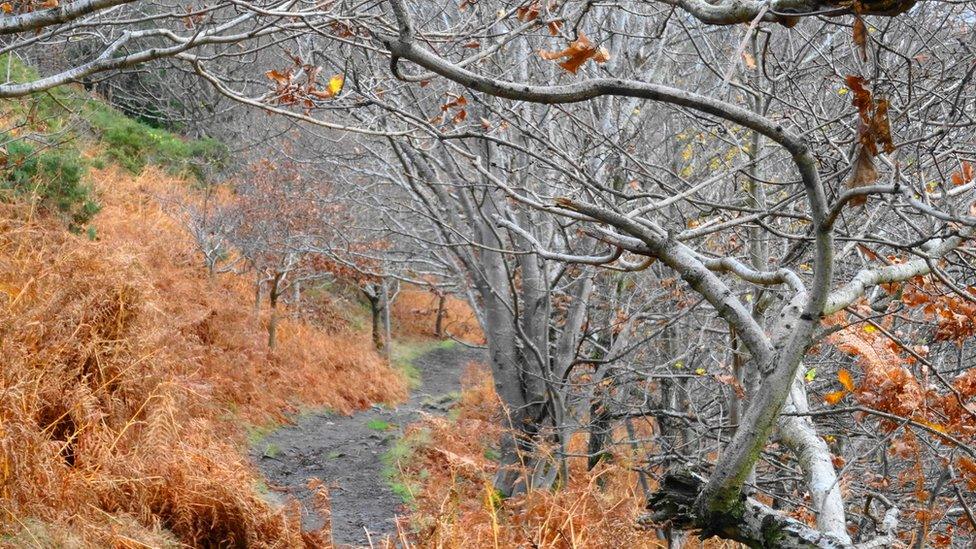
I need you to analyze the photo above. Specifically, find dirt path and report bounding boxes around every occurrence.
[253,343,484,547]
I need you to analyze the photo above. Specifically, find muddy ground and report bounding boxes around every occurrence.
[253,343,485,547]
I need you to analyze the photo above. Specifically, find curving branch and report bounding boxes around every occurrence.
[0,0,137,35]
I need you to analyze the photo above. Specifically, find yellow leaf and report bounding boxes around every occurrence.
[327,74,344,96]
[862,324,877,334]
[824,391,847,405]
[838,87,849,95]
[919,420,946,434]
[694,368,706,375]
[838,369,854,392]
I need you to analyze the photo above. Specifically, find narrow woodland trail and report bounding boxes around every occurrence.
[254,343,485,547]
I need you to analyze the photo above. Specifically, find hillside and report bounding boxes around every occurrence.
[0,84,413,546]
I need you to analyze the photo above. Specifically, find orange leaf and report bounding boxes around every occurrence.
[539,33,610,74]
[825,390,847,405]
[265,70,291,86]
[0,2,13,12]
[959,456,976,475]
[838,369,855,391]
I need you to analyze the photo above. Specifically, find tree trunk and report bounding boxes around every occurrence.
[647,471,852,548]
[368,294,383,351]
[434,292,446,338]
[268,298,279,350]
[587,396,613,471]
[381,278,393,359]
[267,278,280,350]
[253,277,262,314]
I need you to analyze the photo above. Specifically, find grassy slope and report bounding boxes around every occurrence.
[0,67,409,547]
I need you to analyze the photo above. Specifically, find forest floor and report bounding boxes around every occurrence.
[253,341,486,547]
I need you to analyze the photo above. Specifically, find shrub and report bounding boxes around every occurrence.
[0,137,100,229]
[87,105,228,181]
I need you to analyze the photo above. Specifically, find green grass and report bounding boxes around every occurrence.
[260,442,281,459]
[381,427,432,505]
[367,418,394,431]
[390,338,457,389]
[245,420,283,446]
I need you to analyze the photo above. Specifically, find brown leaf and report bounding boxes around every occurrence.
[857,243,879,261]
[846,75,873,125]
[547,20,563,36]
[847,146,878,206]
[715,374,746,399]
[872,99,894,154]
[516,2,540,21]
[852,17,868,61]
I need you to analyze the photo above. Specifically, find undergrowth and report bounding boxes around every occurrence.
[390,363,672,549]
[0,165,407,547]
[392,286,484,345]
